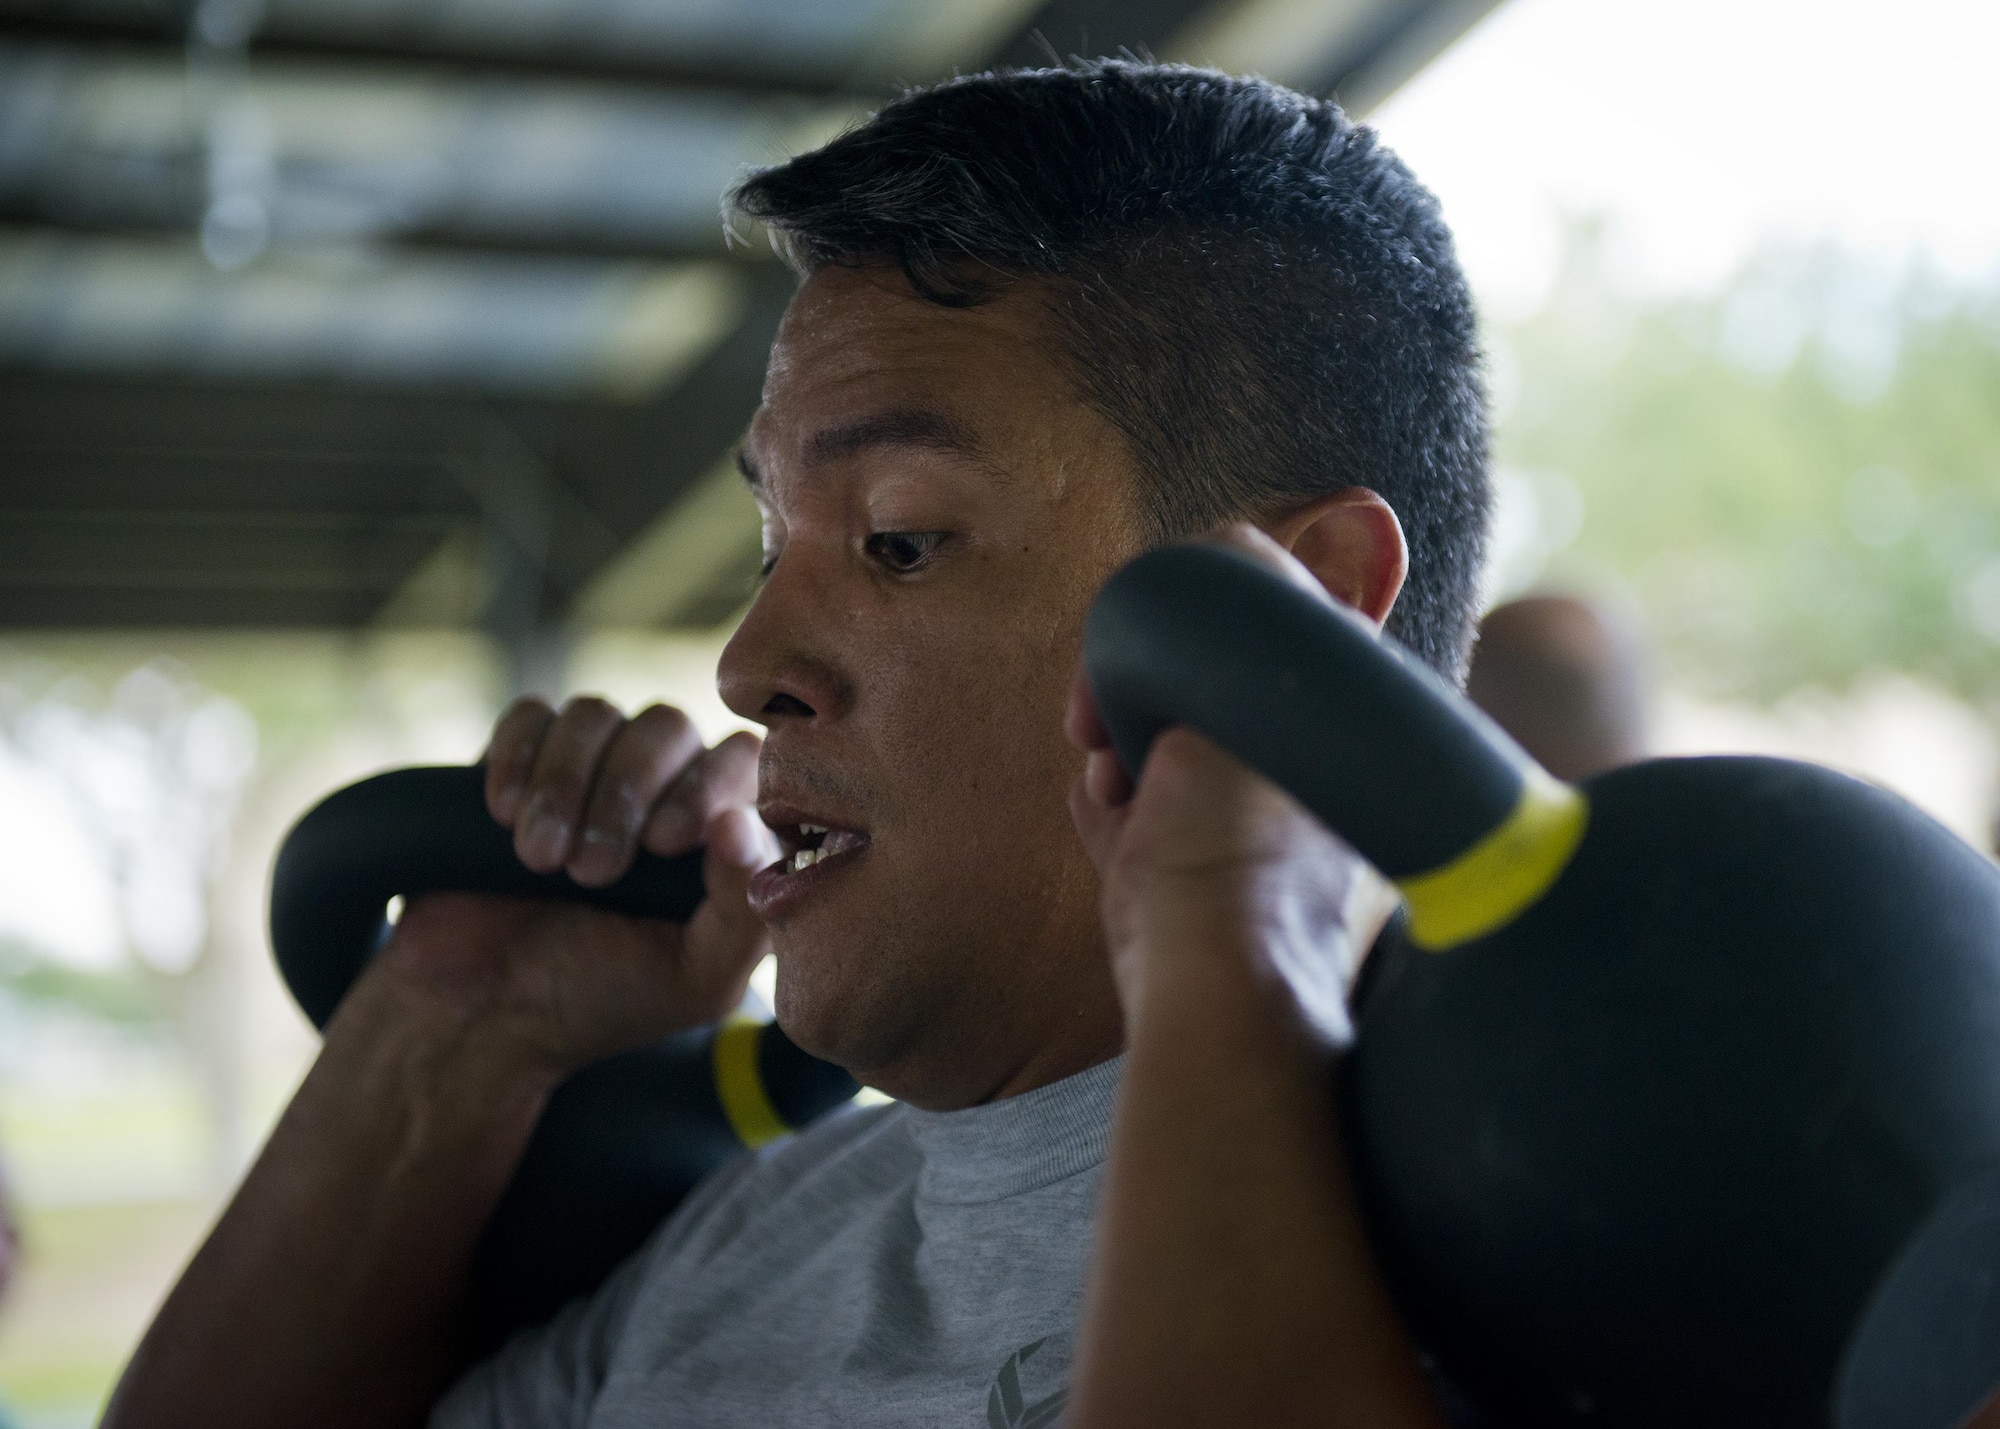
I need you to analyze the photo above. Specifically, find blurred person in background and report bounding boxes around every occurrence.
[1465,593,1649,783]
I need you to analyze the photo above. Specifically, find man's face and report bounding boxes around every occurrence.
[719,264,1145,1107]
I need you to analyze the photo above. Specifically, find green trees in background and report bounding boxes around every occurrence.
[1500,224,2000,707]
[0,942,161,1026]
[0,635,497,1191]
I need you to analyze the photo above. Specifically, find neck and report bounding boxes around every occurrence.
[861,982,1126,1113]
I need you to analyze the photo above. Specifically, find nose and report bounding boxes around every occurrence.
[717,558,854,729]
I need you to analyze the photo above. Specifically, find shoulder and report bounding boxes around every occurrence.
[428,1099,910,1429]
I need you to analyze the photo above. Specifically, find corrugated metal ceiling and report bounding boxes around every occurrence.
[0,0,1501,639]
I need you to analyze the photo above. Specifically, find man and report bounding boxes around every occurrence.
[106,61,1486,1427]
[1465,593,1648,782]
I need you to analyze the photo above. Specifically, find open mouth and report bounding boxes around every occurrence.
[768,820,870,875]
[752,800,868,912]
[750,798,872,919]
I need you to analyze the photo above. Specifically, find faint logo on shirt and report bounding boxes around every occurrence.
[987,1335,1069,1429]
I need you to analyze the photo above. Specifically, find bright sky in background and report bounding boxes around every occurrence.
[1372,0,2000,317]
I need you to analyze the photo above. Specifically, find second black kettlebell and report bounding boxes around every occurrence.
[1085,543,2000,1429]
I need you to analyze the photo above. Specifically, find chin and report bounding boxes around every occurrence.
[762,846,914,1060]
[768,923,914,1075]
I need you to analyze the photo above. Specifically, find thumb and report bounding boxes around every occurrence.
[681,805,777,1004]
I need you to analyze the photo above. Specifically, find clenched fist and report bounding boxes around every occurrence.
[367,697,779,1077]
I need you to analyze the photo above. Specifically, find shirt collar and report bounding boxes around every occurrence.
[900,1054,1124,1205]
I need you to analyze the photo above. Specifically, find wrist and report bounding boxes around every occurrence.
[1108,873,1263,971]
[1114,887,1357,1051]
[319,960,562,1159]
[1118,924,1304,1047]
[1107,857,1389,1036]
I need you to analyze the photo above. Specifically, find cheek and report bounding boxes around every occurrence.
[862,588,1084,830]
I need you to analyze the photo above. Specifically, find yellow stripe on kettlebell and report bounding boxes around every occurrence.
[1397,772,1589,950]
[712,1016,791,1150]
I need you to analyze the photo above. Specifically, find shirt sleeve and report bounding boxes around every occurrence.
[428,1149,765,1429]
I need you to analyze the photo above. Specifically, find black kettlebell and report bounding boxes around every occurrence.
[267,765,858,1342]
[1084,543,2000,1429]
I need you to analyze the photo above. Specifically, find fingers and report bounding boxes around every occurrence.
[1066,660,1134,806]
[639,730,762,858]
[681,805,778,996]
[1068,658,1135,872]
[1063,660,1112,753]
[485,697,557,825]
[1084,747,1134,808]
[482,691,762,883]
[512,697,627,873]
[1068,769,1129,874]
[569,705,705,887]
[1139,726,1266,821]
[1072,727,1262,879]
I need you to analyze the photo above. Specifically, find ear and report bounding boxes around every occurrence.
[1264,488,1408,630]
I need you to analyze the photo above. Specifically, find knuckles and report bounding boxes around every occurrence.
[629,702,696,743]
[1135,727,1239,801]
[483,695,757,860]
[553,694,622,736]
[1114,726,1308,868]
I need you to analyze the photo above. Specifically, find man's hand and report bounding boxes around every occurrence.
[374,697,777,1078]
[1064,528,1440,1429]
[1065,527,1392,1038]
[104,697,780,1429]
[482,696,757,889]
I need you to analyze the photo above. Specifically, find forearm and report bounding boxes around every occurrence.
[1069,909,1443,1429]
[105,965,556,1429]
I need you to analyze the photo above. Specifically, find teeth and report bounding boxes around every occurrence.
[782,822,856,874]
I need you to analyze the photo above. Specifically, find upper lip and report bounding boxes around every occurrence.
[757,797,869,857]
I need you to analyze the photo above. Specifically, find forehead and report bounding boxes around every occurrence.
[749,264,1074,454]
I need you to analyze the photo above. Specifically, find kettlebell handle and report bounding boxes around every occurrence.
[269,764,707,1029]
[1084,543,1587,948]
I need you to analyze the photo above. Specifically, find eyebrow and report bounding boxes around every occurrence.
[736,407,985,488]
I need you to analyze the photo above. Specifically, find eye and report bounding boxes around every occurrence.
[865,531,948,575]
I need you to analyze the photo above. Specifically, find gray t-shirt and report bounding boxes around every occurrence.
[433,1055,1122,1429]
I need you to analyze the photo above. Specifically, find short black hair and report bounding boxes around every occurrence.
[730,60,1489,676]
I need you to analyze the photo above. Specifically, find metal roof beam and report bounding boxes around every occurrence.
[0,264,795,633]
[994,0,1221,68]
[0,211,774,267]
[0,0,1503,636]
[0,10,885,100]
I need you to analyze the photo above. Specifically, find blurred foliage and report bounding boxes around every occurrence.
[0,940,162,1026]
[0,633,497,766]
[1502,223,2000,705]
[0,632,497,1030]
